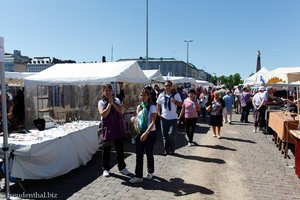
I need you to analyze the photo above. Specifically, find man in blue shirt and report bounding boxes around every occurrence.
[223,89,234,124]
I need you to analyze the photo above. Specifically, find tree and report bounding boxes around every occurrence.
[210,74,218,86]
[52,57,76,64]
[208,73,243,88]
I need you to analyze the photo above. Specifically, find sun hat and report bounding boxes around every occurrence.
[266,86,273,91]
[258,86,265,91]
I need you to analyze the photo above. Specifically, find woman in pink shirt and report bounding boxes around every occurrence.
[179,89,200,146]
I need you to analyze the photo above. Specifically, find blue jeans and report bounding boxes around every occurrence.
[240,106,250,122]
[160,118,177,153]
[135,130,157,178]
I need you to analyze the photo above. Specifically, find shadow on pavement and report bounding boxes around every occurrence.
[229,121,254,126]
[117,173,214,197]
[6,150,132,200]
[194,124,210,135]
[193,143,237,151]
[171,153,226,164]
[221,136,256,144]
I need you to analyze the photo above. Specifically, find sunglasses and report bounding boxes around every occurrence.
[165,85,171,87]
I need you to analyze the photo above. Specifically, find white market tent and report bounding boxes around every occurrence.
[143,69,164,83]
[5,71,35,79]
[266,67,300,84]
[163,76,197,89]
[244,67,273,85]
[24,61,148,86]
[290,81,300,86]
[4,71,35,86]
[163,76,196,85]
[196,80,214,87]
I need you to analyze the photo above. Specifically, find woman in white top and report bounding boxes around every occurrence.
[129,88,157,183]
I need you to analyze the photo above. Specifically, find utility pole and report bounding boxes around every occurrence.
[184,40,193,77]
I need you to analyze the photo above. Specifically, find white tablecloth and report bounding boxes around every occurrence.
[0,121,99,179]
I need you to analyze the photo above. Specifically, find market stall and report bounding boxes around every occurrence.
[1,61,148,180]
[23,61,148,128]
[163,76,196,90]
[289,130,300,177]
[243,67,273,86]
[268,111,299,158]
[267,67,300,84]
[0,121,98,179]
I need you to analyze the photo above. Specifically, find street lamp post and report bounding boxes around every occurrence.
[184,40,193,77]
[145,0,148,70]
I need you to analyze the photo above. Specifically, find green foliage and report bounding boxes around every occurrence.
[208,73,243,88]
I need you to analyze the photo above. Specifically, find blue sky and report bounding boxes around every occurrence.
[1,0,300,79]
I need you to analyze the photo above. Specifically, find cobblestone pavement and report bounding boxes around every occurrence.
[1,113,300,200]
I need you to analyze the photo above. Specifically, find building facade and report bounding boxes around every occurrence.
[118,57,210,80]
[4,50,31,72]
[27,57,52,72]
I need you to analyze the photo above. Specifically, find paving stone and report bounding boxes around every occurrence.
[1,113,300,199]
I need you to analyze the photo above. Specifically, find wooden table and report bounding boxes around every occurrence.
[268,111,299,158]
[289,130,300,177]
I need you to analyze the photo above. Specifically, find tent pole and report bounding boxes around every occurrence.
[0,36,10,199]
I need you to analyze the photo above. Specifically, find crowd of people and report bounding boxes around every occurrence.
[97,81,298,183]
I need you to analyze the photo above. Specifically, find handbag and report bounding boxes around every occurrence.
[97,122,113,147]
[129,117,140,139]
[206,105,212,112]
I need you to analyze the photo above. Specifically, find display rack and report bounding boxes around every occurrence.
[37,86,53,119]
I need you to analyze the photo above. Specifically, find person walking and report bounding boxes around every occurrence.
[234,85,242,114]
[199,89,208,120]
[98,84,130,177]
[156,80,182,155]
[252,86,265,133]
[129,89,157,183]
[176,86,187,128]
[179,89,200,146]
[223,89,234,124]
[240,86,252,123]
[207,91,224,139]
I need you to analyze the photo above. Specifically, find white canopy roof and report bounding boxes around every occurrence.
[24,61,148,86]
[163,76,196,85]
[196,80,214,87]
[244,67,272,85]
[5,72,36,79]
[266,67,300,83]
[143,70,164,82]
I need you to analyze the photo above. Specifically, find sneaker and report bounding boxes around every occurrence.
[253,129,257,133]
[213,134,217,137]
[229,121,232,124]
[217,135,221,139]
[102,170,110,177]
[129,177,143,183]
[188,142,192,147]
[162,150,168,156]
[120,167,130,175]
[145,173,153,180]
